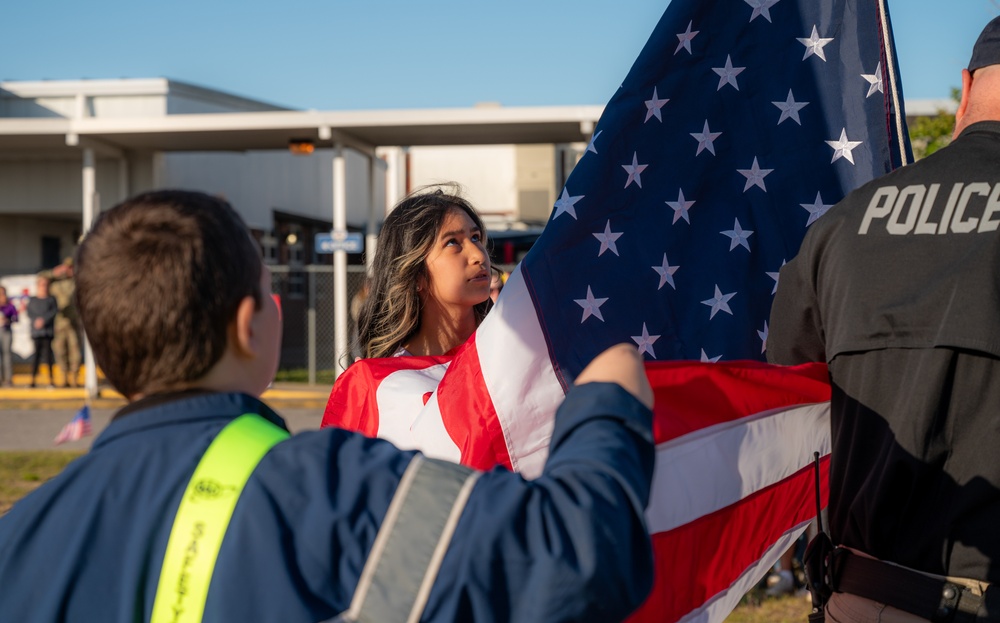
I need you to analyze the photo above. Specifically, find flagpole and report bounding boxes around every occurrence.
[878,0,910,166]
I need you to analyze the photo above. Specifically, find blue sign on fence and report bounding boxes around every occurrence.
[315,231,364,254]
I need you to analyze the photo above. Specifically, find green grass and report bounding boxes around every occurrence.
[0,450,813,622]
[0,451,84,515]
[725,593,812,622]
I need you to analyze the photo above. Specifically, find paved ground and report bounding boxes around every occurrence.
[0,375,332,451]
[0,407,328,451]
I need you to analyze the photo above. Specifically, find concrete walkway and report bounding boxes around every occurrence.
[0,382,330,410]
[0,372,334,451]
[0,406,329,451]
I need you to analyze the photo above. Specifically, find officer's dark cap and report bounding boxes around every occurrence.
[969,16,1000,72]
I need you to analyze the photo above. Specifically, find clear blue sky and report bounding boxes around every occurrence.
[2,0,996,110]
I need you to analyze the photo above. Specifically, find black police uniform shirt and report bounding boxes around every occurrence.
[768,121,1000,583]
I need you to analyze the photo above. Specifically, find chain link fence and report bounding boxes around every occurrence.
[270,265,368,385]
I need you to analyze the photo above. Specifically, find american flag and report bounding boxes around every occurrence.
[324,0,911,620]
[54,405,93,445]
[527,0,909,368]
[324,356,831,621]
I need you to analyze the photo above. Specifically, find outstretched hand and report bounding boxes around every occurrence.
[575,343,653,410]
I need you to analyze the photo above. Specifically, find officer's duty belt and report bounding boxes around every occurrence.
[832,548,1000,622]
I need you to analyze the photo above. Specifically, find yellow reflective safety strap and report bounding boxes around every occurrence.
[150,413,289,623]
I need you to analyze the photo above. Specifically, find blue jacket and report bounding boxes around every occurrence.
[0,383,654,622]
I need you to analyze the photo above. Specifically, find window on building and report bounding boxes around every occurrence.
[260,234,279,266]
[41,236,61,270]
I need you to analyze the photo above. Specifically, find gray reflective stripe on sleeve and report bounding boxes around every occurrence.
[335,454,482,623]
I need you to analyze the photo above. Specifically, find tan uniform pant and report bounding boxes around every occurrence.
[51,319,81,381]
[826,592,931,622]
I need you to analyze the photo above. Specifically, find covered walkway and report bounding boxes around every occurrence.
[0,98,604,396]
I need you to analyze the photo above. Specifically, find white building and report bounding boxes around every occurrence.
[0,78,598,275]
[0,78,957,386]
[0,79,379,274]
[0,78,605,385]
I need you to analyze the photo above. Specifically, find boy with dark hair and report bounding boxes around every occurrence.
[74,191,269,398]
[0,190,657,623]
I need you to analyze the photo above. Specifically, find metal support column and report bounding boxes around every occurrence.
[308,269,317,385]
[118,156,129,203]
[367,155,380,276]
[333,144,348,379]
[82,149,100,399]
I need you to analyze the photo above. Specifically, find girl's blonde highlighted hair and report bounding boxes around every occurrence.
[358,184,489,359]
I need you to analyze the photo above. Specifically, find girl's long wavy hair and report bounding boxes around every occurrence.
[358,185,489,359]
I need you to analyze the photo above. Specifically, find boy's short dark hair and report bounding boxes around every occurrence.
[75,190,262,398]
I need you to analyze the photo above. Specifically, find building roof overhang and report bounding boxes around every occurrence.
[0,105,605,158]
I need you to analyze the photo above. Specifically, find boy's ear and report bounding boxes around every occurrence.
[231,295,258,358]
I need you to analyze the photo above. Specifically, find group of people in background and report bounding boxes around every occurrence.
[0,257,82,388]
[1,184,508,393]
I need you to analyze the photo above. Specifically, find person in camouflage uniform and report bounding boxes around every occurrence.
[40,258,81,387]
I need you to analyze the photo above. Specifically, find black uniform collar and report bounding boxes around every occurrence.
[957,120,1000,139]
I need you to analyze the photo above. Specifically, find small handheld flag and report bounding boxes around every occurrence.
[54,405,93,445]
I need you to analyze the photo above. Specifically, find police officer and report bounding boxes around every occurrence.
[769,17,1000,623]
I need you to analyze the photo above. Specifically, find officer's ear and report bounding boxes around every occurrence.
[954,69,974,140]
